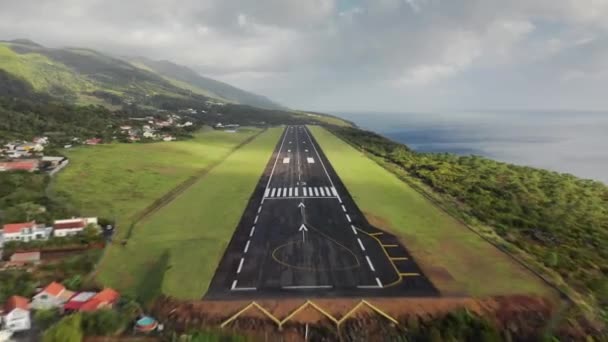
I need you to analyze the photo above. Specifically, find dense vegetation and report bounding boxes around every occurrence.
[0,171,75,225]
[329,126,608,314]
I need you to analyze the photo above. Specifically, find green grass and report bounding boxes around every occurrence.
[0,43,94,93]
[53,127,261,241]
[96,127,282,299]
[309,125,554,297]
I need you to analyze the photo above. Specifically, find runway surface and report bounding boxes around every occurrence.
[206,125,438,299]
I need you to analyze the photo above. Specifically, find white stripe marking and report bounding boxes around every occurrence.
[346,214,351,222]
[271,188,276,197]
[282,285,333,289]
[231,280,237,290]
[254,216,258,224]
[289,187,293,197]
[264,188,270,197]
[283,157,290,164]
[249,226,255,237]
[232,287,256,291]
[307,157,315,163]
[357,238,366,251]
[258,206,262,213]
[351,225,358,235]
[303,187,308,196]
[319,187,325,196]
[324,187,331,196]
[244,240,251,253]
[295,188,299,196]
[283,188,287,197]
[376,277,383,288]
[366,256,376,272]
[237,258,245,273]
[314,187,319,196]
[331,187,338,196]
[341,205,347,212]
[308,187,313,196]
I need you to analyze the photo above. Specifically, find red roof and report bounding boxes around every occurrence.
[72,288,120,312]
[0,161,38,171]
[2,221,36,234]
[42,282,66,297]
[53,220,86,230]
[4,296,29,312]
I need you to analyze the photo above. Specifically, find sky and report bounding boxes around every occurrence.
[1,0,608,111]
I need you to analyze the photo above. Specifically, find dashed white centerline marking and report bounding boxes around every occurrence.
[254,215,259,224]
[257,206,262,214]
[244,240,251,253]
[357,238,366,251]
[345,214,351,222]
[351,225,358,235]
[249,226,255,237]
[375,277,383,287]
[341,205,347,212]
[237,258,245,273]
[365,256,376,272]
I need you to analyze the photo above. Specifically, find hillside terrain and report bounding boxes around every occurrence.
[0,39,280,110]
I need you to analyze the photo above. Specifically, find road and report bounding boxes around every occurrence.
[206,125,438,299]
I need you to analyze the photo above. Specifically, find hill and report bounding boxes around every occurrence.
[129,57,283,110]
[0,39,280,110]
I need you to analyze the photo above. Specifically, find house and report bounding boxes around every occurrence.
[53,217,98,237]
[1,221,52,243]
[162,135,175,142]
[1,296,30,332]
[30,282,74,310]
[32,137,49,145]
[85,138,102,145]
[64,288,119,312]
[0,160,39,172]
[142,131,156,139]
[8,252,41,267]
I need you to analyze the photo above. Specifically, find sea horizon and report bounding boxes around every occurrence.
[332,110,608,184]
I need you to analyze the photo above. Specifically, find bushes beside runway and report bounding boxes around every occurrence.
[308,126,553,298]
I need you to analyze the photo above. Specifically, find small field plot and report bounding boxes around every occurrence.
[53,127,261,240]
[309,126,553,297]
[96,128,282,300]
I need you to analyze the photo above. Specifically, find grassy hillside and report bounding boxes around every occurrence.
[309,126,554,298]
[95,127,282,300]
[129,57,283,110]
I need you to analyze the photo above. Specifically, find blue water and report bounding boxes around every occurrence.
[335,111,608,184]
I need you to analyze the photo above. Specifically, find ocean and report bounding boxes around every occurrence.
[335,111,608,184]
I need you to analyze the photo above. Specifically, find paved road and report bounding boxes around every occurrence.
[206,125,438,299]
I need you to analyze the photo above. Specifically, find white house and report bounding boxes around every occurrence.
[2,296,30,332]
[1,221,52,244]
[30,282,74,310]
[53,217,98,237]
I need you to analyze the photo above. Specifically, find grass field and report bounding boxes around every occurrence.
[309,126,554,297]
[52,127,262,241]
[96,127,282,300]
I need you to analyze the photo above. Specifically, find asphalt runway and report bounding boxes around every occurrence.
[205,125,438,299]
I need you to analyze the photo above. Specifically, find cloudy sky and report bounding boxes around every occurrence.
[1,0,608,111]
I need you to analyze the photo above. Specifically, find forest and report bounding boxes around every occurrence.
[329,126,608,315]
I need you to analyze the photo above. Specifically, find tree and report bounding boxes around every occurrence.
[81,309,124,336]
[43,314,83,342]
[34,308,59,330]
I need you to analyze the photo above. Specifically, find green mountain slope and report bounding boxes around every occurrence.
[129,57,283,110]
[0,39,282,110]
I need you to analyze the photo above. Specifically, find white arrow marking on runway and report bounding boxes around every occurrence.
[299,223,308,242]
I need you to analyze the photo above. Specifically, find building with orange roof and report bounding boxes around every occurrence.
[64,288,120,312]
[1,221,52,245]
[2,296,30,332]
[31,282,74,310]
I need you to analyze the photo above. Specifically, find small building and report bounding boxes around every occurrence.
[162,135,176,142]
[2,296,30,332]
[63,288,120,313]
[52,217,97,237]
[30,282,74,310]
[63,292,97,312]
[85,138,102,145]
[32,137,49,145]
[8,252,41,266]
[0,160,39,172]
[1,221,52,243]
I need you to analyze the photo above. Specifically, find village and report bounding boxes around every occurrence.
[0,113,195,174]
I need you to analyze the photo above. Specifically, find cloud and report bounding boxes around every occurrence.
[1,0,608,110]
